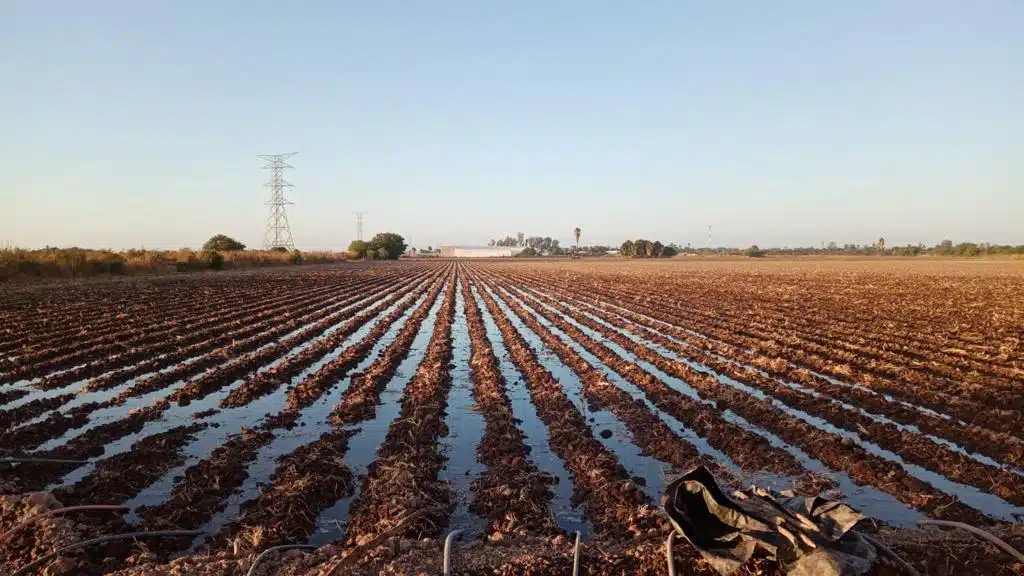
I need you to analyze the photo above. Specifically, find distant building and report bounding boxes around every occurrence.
[439,246,523,258]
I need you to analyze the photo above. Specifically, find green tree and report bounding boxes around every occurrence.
[516,247,538,258]
[620,240,635,257]
[368,233,407,260]
[746,245,767,258]
[348,240,369,259]
[202,234,246,252]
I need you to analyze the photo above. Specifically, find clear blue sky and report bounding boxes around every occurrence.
[2,1,1021,250]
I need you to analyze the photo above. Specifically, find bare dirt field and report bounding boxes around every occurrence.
[1,258,1021,574]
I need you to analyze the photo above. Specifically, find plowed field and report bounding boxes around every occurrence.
[1,259,1022,575]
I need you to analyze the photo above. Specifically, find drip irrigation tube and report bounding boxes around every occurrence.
[325,506,446,575]
[0,505,128,544]
[245,544,317,576]
[1,458,89,465]
[860,533,921,576]
[665,532,677,576]
[443,529,463,575]
[572,531,582,576]
[9,530,203,576]
[918,519,1024,564]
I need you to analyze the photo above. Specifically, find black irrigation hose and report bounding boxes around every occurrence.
[9,530,203,576]
[246,545,317,576]
[1,458,89,465]
[918,520,1024,564]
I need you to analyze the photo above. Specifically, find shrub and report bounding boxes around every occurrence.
[348,240,369,259]
[746,245,767,258]
[206,250,225,270]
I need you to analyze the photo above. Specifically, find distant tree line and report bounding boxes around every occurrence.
[693,240,1024,258]
[1,234,343,282]
[488,234,566,255]
[619,239,680,258]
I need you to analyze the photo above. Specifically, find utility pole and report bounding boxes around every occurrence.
[259,153,297,250]
[353,212,367,242]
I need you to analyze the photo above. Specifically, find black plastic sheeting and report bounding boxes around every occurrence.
[663,466,879,576]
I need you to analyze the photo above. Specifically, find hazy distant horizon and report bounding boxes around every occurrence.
[2,2,1021,251]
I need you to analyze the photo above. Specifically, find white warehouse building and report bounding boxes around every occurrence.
[439,246,523,258]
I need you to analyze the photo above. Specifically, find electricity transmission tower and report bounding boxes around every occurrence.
[259,153,297,250]
[353,212,367,241]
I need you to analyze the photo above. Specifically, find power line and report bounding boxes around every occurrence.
[259,153,297,250]
[353,212,367,242]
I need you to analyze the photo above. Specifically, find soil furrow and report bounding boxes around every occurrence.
[342,269,459,546]
[461,273,562,539]
[482,273,801,477]
[468,271,663,538]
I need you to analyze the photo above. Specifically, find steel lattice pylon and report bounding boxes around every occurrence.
[259,152,297,250]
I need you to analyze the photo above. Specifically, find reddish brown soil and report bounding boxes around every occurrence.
[461,278,562,538]
[3,259,1021,575]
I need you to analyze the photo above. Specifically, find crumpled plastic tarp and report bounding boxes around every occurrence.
[662,466,878,576]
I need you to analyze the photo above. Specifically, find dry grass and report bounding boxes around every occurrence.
[0,247,347,281]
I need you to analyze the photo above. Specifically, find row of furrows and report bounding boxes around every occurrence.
[475,279,760,488]
[0,272,416,454]
[486,267,1001,526]
[532,282,1024,506]
[0,269,367,358]
[38,268,420,392]
[8,275,368,393]
[478,271,802,478]
[514,273,1024,473]
[0,269,438,477]
[537,272,1024,438]
[459,277,562,539]
[478,278,745,481]
[465,270,664,538]
[687,291,1023,404]
[165,273,430,406]
[216,271,441,408]
[649,279,1024,420]
[651,267,1022,368]
[340,269,459,546]
[744,273,1024,371]
[568,290,1024,473]
[203,269,450,552]
[102,270,428,403]
[123,268,451,557]
[0,263,403,339]
[0,276,215,340]
[659,271,1024,388]
[508,279,1024,509]
[81,269,415,393]
[0,270,371,381]
[752,298,1022,392]
[0,270,409,425]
